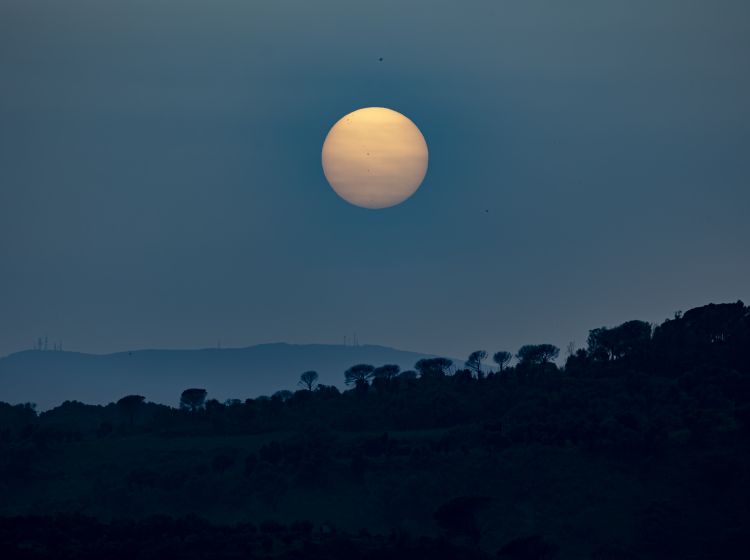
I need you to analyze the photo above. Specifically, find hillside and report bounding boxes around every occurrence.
[1,301,749,559]
[0,343,446,410]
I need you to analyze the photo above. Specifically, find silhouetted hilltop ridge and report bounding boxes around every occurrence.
[0,343,449,410]
[1,301,749,558]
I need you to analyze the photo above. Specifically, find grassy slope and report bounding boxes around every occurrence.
[3,425,733,559]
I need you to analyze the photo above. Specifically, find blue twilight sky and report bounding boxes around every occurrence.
[1,0,748,360]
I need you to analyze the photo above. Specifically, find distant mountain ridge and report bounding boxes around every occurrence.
[0,343,450,410]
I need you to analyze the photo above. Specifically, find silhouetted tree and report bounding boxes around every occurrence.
[651,301,749,373]
[315,384,341,398]
[180,388,208,412]
[372,364,400,382]
[466,351,487,377]
[371,364,401,392]
[588,320,652,362]
[565,348,590,374]
[205,399,226,414]
[493,351,512,372]
[537,344,559,363]
[344,364,374,385]
[517,344,559,366]
[396,370,419,389]
[415,358,453,379]
[273,390,293,402]
[116,394,145,426]
[587,328,610,361]
[298,370,319,391]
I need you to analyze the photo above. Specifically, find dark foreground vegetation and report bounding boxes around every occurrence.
[1,301,749,559]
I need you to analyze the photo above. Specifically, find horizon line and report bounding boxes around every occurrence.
[1,341,449,361]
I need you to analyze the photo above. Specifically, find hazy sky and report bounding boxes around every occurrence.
[1,0,748,359]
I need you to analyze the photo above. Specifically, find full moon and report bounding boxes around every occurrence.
[322,107,428,209]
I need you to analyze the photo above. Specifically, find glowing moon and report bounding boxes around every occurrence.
[322,107,428,209]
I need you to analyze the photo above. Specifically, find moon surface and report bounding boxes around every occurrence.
[322,107,428,209]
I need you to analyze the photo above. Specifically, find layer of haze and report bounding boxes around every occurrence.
[1,0,748,360]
